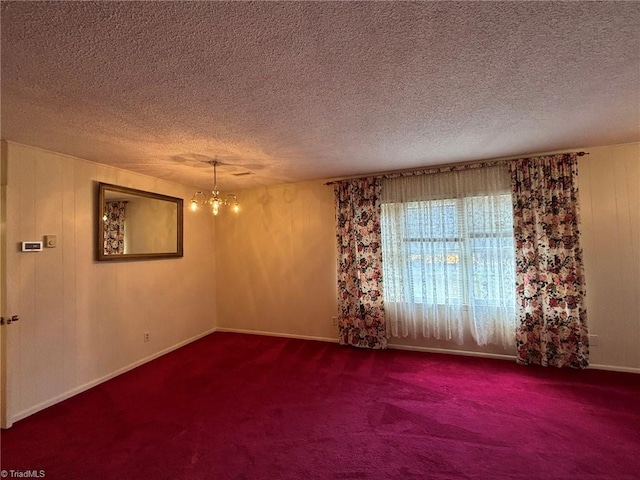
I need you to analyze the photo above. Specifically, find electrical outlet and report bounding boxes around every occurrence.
[588,334,598,347]
[332,316,337,326]
[144,332,150,343]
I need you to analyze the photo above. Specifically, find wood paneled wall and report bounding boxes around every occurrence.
[579,143,640,369]
[3,142,217,425]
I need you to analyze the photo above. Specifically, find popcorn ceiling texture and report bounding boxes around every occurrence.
[1,1,639,190]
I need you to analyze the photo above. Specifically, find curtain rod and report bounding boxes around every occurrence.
[324,150,589,186]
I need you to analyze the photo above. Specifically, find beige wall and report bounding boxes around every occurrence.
[216,143,640,371]
[2,142,217,425]
[215,181,338,340]
[579,143,639,370]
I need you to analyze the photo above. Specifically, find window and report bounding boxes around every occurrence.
[381,166,516,347]
[387,195,515,306]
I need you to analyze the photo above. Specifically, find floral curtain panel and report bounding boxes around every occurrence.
[103,201,127,255]
[510,154,589,368]
[334,178,387,349]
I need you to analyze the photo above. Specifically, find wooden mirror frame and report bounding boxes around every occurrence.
[97,182,184,261]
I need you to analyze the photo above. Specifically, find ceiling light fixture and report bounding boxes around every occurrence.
[190,160,239,215]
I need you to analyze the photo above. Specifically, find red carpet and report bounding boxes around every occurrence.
[1,332,639,479]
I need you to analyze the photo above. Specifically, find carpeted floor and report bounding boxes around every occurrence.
[1,332,639,479]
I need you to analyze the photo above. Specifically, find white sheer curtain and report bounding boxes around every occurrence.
[380,165,516,348]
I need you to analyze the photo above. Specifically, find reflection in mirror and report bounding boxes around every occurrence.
[97,183,183,261]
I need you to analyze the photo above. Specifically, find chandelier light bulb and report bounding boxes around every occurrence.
[189,160,240,216]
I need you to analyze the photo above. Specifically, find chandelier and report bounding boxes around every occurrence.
[190,160,239,215]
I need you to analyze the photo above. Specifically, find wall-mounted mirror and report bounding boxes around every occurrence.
[97,182,183,261]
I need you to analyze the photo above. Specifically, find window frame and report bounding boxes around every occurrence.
[382,193,515,308]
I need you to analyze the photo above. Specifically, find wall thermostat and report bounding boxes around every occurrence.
[22,241,43,252]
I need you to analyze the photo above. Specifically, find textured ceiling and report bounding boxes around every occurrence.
[1,1,639,191]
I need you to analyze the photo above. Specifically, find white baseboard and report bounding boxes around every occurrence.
[589,363,640,374]
[215,329,639,373]
[387,343,517,361]
[214,328,516,360]
[214,327,338,344]
[10,328,216,426]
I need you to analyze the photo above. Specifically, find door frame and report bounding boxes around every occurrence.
[1,140,13,428]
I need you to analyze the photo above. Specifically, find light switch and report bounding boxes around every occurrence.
[44,235,57,248]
